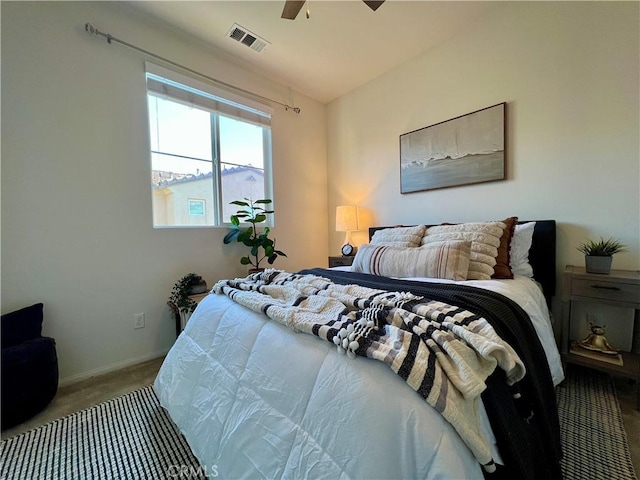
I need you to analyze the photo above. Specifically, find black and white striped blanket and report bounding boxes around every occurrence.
[213,269,526,470]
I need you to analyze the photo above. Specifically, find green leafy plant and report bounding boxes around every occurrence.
[577,237,627,256]
[168,273,205,314]
[223,198,287,269]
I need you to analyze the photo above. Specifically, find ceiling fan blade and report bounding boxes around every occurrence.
[363,0,385,11]
[281,1,306,20]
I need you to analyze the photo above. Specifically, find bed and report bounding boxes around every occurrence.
[154,219,563,479]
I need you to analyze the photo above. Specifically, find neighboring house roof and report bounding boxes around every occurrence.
[152,165,263,189]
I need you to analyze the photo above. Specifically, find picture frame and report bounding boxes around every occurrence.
[400,102,506,194]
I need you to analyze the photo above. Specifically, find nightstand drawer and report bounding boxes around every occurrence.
[329,256,354,268]
[571,278,640,303]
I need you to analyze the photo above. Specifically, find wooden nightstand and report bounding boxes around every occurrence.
[561,265,640,406]
[329,256,354,268]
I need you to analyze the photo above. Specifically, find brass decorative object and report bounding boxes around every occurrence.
[579,323,619,354]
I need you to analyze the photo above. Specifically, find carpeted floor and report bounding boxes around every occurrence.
[0,363,637,480]
[1,357,166,441]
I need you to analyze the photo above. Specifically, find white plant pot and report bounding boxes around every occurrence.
[179,310,192,331]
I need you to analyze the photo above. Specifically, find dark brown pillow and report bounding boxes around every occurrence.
[492,216,518,279]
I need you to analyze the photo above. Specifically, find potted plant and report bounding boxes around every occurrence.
[577,237,626,274]
[168,273,207,329]
[223,198,287,272]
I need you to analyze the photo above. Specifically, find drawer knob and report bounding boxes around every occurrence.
[591,284,621,291]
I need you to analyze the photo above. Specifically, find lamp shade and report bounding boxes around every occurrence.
[336,205,359,232]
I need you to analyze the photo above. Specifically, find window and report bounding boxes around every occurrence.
[146,64,273,227]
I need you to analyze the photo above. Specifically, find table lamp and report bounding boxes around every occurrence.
[336,205,359,256]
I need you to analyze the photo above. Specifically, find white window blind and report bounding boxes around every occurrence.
[145,63,272,128]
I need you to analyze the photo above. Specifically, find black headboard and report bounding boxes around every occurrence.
[368,220,556,305]
[525,220,556,305]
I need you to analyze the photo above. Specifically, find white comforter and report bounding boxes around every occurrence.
[154,273,563,479]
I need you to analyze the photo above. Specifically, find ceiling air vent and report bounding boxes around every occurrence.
[226,24,270,53]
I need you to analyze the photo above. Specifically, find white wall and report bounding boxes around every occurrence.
[327,2,639,281]
[1,2,328,383]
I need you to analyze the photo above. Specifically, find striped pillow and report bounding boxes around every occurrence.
[421,222,506,280]
[351,241,471,281]
[370,225,426,247]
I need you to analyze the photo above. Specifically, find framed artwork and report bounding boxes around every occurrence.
[400,102,506,194]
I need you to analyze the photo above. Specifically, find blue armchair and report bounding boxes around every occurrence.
[1,303,58,429]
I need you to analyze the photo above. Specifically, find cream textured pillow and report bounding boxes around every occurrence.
[351,241,471,281]
[370,225,426,247]
[421,222,506,280]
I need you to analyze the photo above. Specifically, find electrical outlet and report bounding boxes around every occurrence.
[587,312,600,325]
[133,313,145,329]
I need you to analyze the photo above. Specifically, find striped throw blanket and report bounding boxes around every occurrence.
[213,269,526,470]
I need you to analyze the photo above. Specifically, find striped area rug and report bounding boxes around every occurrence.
[0,368,636,479]
[0,386,206,480]
[556,365,638,480]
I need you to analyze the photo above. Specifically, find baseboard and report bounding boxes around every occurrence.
[58,349,169,388]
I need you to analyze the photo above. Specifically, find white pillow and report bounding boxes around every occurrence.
[510,222,536,277]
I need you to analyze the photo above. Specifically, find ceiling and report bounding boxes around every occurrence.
[128,1,501,104]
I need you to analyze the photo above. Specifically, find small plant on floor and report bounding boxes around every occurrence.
[223,198,287,270]
[168,273,205,314]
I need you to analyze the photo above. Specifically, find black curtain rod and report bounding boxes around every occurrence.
[84,23,301,114]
